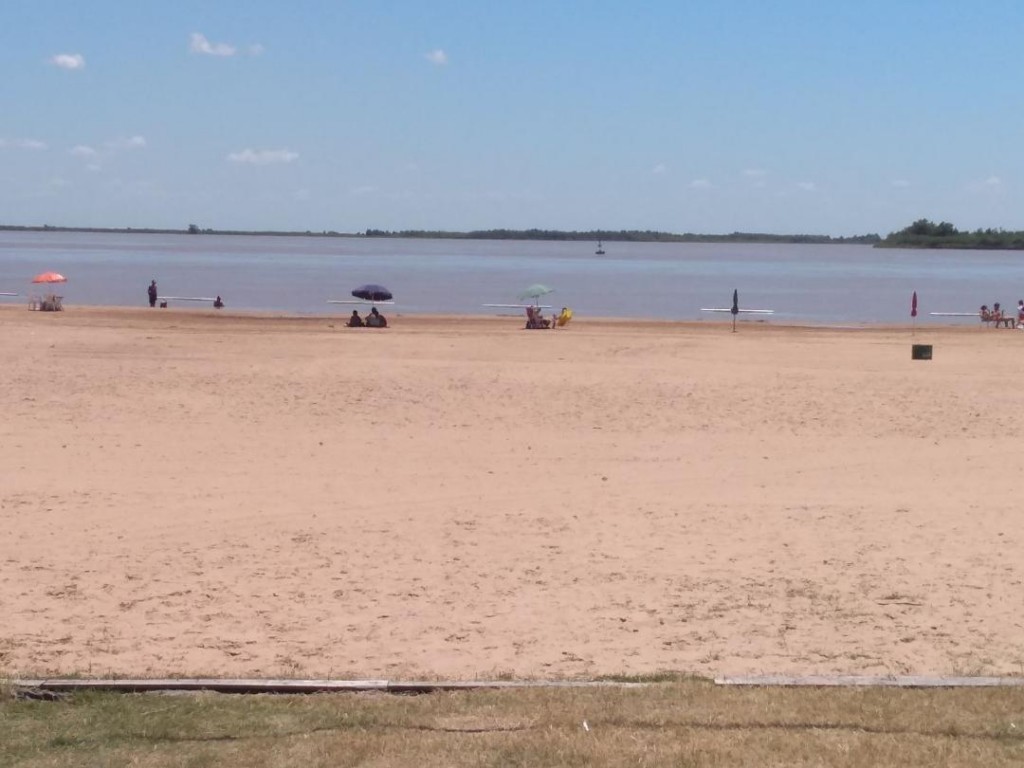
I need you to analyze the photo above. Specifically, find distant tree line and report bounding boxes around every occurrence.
[364,228,881,245]
[0,223,354,238]
[0,222,885,245]
[879,219,1024,249]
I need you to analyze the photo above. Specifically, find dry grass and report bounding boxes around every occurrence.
[3,678,1024,767]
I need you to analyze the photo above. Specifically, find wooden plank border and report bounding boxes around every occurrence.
[8,678,651,696]
[10,678,388,694]
[14,675,1024,696]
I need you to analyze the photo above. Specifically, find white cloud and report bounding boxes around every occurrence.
[0,138,47,150]
[190,33,237,57]
[890,179,911,188]
[106,135,147,150]
[743,169,768,187]
[425,49,448,65]
[66,135,146,170]
[796,181,817,191]
[227,148,299,165]
[50,53,85,70]
[689,178,711,189]
[652,163,668,175]
[967,175,1004,194]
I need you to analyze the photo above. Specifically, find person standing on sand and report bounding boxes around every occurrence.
[148,280,158,308]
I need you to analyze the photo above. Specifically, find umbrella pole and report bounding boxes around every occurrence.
[732,314,736,333]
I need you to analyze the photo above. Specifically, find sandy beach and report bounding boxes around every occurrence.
[2,305,1023,680]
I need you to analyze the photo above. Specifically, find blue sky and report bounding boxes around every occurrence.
[2,0,1022,235]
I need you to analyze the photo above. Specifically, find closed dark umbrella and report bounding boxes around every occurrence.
[731,288,739,332]
[351,284,393,302]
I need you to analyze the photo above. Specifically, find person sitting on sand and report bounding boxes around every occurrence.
[993,302,1015,327]
[213,295,224,309]
[987,302,1016,328]
[1017,300,1024,323]
[525,306,549,329]
[365,307,388,328]
[347,310,364,327]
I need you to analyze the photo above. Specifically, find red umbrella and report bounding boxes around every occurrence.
[911,291,918,318]
[32,272,67,284]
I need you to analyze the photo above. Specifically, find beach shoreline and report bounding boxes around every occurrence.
[2,305,1022,680]
[0,301,989,330]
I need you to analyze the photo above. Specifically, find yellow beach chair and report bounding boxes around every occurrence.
[555,307,573,327]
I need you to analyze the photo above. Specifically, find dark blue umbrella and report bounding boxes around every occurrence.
[351,284,393,302]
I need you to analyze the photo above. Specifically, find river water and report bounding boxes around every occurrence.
[1,230,1022,324]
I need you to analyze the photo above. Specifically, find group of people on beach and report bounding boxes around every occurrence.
[979,300,1024,328]
[347,307,388,328]
[525,306,572,329]
[142,280,580,331]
